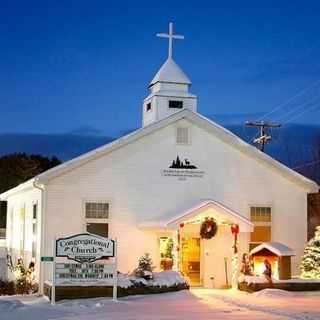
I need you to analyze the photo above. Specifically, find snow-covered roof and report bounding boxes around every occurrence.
[250,242,295,257]
[139,199,254,232]
[0,109,318,199]
[149,58,191,87]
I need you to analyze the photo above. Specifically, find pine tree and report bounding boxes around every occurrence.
[138,253,153,272]
[135,253,154,280]
[300,226,320,279]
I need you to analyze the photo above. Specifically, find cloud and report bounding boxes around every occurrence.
[206,112,266,125]
[67,125,105,136]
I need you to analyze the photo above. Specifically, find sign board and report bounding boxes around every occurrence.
[56,233,115,263]
[161,156,205,180]
[41,256,54,262]
[55,263,116,286]
[51,234,118,305]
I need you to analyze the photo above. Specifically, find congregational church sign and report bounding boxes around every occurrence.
[161,156,205,180]
[56,233,115,263]
[51,233,118,305]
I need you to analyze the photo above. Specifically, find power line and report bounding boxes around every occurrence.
[281,102,320,126]
[275,94,320,121]
[274,94,320,122]
[256,78,320,122]
[292,159,320,170]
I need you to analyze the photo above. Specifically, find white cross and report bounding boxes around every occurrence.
[157,22,184,59]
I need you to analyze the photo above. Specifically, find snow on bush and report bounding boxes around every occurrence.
[117,274,148,289]
[238,275,270,285]
[253,288,295,298]
[151,271,188,287]
[118,271,188,289]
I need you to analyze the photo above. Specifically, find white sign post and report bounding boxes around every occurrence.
[113,238,117,302]
[51,233,117,304]
[51,237,56,305]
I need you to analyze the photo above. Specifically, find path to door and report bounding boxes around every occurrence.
[2,288,320,320]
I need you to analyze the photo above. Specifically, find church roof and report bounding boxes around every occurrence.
[149,58,191,87]
[0,109,318,199]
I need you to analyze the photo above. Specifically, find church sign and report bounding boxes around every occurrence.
[55,263,116,286]
[56,233,115,263]
[161,156,205,180]
[51,234,118,305]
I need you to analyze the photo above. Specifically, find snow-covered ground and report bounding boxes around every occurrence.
[1,288,320,320]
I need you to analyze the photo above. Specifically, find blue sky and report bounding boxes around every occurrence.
[1,0,320,136]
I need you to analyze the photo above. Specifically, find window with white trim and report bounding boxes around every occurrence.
[85,202,109,238]
[32,203,38,260]
[249,206,271,251]
[176,127,190,145]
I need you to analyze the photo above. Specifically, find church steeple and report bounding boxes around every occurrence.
[142,22,197,127]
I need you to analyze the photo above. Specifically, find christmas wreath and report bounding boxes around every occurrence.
[200,217,218,239]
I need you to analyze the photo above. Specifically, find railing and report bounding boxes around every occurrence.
[0,228,6,239]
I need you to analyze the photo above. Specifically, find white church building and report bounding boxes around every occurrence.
[1,23,318,291]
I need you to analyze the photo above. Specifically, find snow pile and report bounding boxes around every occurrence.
[0,299,24,311]
[239,274,320,285]
[117,271,188,289]
[117,274,147,289]
[238,275,271,284]
[151,271,189,287]
[252,289,294,298]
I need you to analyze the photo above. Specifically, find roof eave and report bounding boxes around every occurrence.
[0,178,36,200]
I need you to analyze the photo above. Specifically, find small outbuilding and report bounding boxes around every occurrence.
[250,242,295,280]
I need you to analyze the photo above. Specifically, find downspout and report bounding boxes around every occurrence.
[33,178,46,295]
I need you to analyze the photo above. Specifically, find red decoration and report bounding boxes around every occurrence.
[179,223,185,228]
[231,224,239,254]
[231,224,239,235]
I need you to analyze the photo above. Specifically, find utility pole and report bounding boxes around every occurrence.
[245,121,281,152]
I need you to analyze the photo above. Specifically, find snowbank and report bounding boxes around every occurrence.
[151,271,188,287]
[0,299,24,311]
[238,275,270,284]
[252,289,295,298]
[118,271,188,289]
[239,274,320,285]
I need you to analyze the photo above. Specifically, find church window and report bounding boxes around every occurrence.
[85,202,109,219]
[87,223,108,238]
[176,127,190,144]
[169,100,183,109]
[249,206,271,251]
[32,203,38,260]
[85,202,109,238]
[0,201,6,239]
[146,103,152,112]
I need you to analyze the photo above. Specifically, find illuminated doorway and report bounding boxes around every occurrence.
[180,237,201,286]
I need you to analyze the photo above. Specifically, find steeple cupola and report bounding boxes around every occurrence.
[142,22,197,127]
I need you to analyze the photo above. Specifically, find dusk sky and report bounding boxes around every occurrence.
[1,1,320,137]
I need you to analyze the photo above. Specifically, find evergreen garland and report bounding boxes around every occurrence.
[200,217,218,239]
[300,226,320,279]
